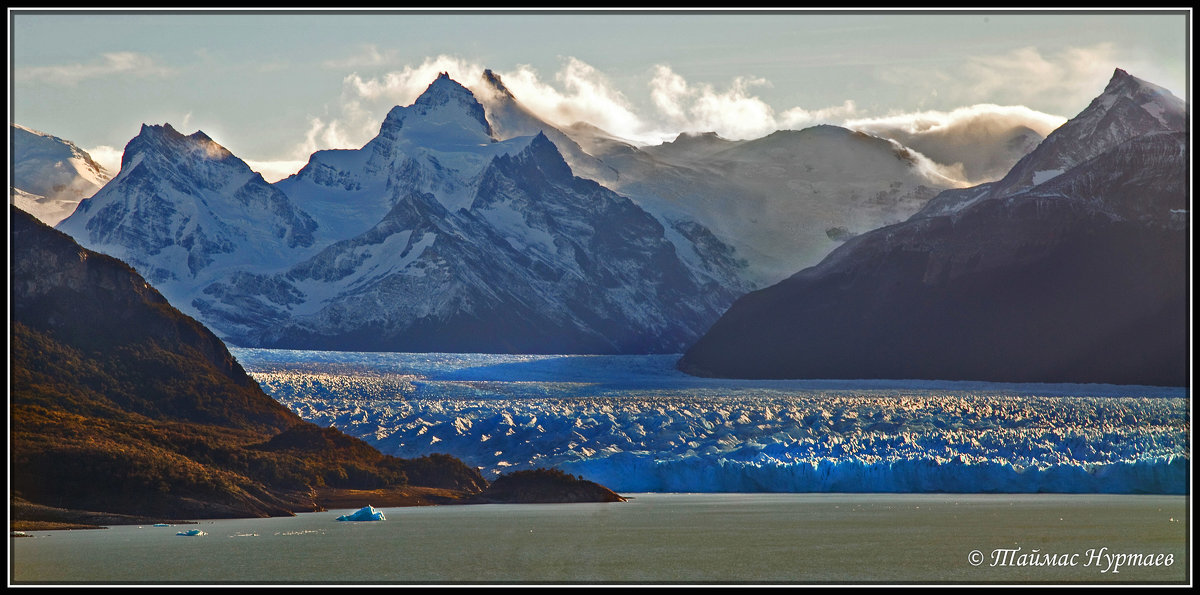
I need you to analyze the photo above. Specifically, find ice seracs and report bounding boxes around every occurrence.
[238,349,1189,495]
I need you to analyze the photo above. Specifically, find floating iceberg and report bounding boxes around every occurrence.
[336,505,386,522]
[176,529,206,536]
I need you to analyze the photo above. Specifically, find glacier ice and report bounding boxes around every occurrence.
[235,348,1189,495]
[336,505,386,522]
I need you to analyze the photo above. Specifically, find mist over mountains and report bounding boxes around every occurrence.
[22,67,1187,377]
[11,124,112,226]
[42,69,1038,355]
[678,69,1189,387]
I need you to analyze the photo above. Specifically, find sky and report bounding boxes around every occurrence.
[8,9,1192,182]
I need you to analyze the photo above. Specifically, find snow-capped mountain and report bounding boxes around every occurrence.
[475,69,620,186]
[59,74,741,354]
[11,124,111,225]
[678,69,1189,386]
[56,123,319,310]
[567,123,964,286]
[464,70,752,297]
[202,129,736,353]
[916,68,1187,219]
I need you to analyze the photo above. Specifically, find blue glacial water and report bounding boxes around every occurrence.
[231,349,1189,495]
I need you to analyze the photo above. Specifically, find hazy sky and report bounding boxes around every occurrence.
[9,9,1191,181]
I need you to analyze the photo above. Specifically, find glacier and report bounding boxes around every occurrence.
[233,349,1189,495]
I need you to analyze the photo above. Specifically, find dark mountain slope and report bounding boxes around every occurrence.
[11,205,485,520]
[678,70,1189,387]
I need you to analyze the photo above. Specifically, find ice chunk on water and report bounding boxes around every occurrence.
[336,505,386,521]
[176,529,206,536]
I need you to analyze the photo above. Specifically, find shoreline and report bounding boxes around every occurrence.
[13,489,1185,532]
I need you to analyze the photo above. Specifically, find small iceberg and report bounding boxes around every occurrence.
[153,523,170,527]
[336,505,386,522]
[176,529,206,536]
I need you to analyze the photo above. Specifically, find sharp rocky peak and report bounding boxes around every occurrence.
[380,72,494,139]
[481,68,513,98]
[1084,68,1186,129]
[126,123,235,168]
[496,131,573,180]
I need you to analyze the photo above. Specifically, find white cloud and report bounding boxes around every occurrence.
[497,58,645,141]
[880,43,1126,117]
[245,160,308,183]
[84,145,124,175]
[296,56,868,154]
[846,104,1064,138]
[780,100,860,130]
[846,104,1068,184]
[17,52,174,86]
[647,65,863,141]
[275,52,1085,180]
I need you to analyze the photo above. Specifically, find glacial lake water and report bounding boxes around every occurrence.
[13,351,1188,585]
[11,493,1188,584]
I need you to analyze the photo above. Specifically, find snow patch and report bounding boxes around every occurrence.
[1031,169,1064,185]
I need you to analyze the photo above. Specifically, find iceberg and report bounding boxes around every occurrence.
[176,529,206,536]
[336,505,386,522]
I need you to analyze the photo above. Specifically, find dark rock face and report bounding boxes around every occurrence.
[678,70,1189,387]
[56,123,317,287]
[203,133,735,354]
[11,205,486,520]
[469,468,626,504]
[61,73,744,355]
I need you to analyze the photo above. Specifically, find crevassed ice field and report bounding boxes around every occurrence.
[233,349,1188,494]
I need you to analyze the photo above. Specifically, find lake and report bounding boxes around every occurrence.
[13,350,1188,585]
[11,493,1187,584]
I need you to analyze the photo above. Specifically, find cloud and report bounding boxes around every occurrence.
[84,145,124,175]
[647,65,860,141]
[846,105,1068,184]
[497,58,645,141]
[880,44,1124,116]
[300,56,867,154]
[648,66,777,140]
[245,160,308,183]
[279,53,1076,184]
[17,52,174,86]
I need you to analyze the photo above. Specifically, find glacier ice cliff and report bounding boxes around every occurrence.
[236,350,1188,495]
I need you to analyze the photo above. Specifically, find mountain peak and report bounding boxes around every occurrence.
[380,73,494,141]
[129,123,234,166]
[482,68,513,98]
[1100,67,1179,104]
[673,131,726,143]
[504,131,574,181]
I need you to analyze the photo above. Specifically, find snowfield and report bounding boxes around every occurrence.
[234,349,1188,494]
